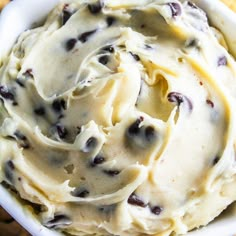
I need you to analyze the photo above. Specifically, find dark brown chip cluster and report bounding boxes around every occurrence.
[126,117,157,148]
[128,193,163,216]
[52,99,66,113]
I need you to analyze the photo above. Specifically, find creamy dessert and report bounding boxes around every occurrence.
[0,0,236,235]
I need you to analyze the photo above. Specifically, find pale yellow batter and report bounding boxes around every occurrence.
[0,1,236,235]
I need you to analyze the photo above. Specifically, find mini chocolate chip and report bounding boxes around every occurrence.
[4,160,15,183]
[52,99,66,113]
[56,123,68,139]
[106,16,116,27]
[167,92,193,110]
[206,99,214,108]
[82,137,98,153]
[90,155,105,167]
[62,5,73,25]
[65,38,77,51]
[44,215,72,229]
[88,1,103,14]
[103,169,120,176]
[98,55,109,65]
[78,29,97,43]
[127,118,143,137]
[168,2,182,18]
[71,187,89,198]
[23,69,33,78]
[187,1,198,9]
[129,52,140,61]
[102,45,114,53]
[15,79,25,87]
[0,86,15,101]
[128,193,147,207]
[217,56,227,66]
[34,106,46,116]
[14,131,30,149]
[213,156,220,165]
[144,126,156,143]
[150,205,163,215]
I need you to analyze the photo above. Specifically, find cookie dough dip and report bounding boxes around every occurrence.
[0,0,236,235]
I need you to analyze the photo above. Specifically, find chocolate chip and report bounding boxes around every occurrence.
[129,52,140,61]
[65,38,77,51]
[128,193,147,207]
[150,205,163,215]
[206,99,214,108]
[144,126,156,143]
[14,131,30,149]
[98,55,109,65]
[15,79,25,87]
[168,2,182,18]
[71,187,89,198]
[52,99,66,113]
[23,69,33,78]
[102,45,114,53]
[0,86,15,101]
[103,169,120,176]
[82,137,98,153]
[127,118,143,137]
[78,30,97,43]
[90,155,105,167]
[44,215,72,229]
[88,1,103,14]
[62,5,73,25]
[4,160,15,183]
[34,106,46,116]
[187,1,198,9]
[106,16,116,27]
[167,92,193,110]
[56,123,68,139]
[217,56,227,66]
[213,156,220,165]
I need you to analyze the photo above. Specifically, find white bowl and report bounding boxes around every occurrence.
[0,0,236,235]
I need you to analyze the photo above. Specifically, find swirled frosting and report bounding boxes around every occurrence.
[0,0,236,235]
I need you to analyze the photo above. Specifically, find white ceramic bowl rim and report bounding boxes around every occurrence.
[0,1,236,236]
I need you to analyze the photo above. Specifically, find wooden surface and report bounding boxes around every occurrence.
[0,207,30,236]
